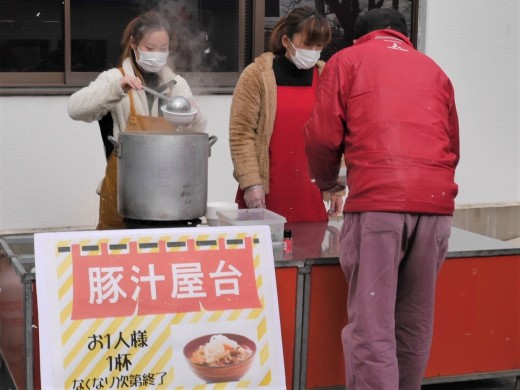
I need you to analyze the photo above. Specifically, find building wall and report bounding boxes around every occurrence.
[1,0,519,234]
[421,0,520,206]
[0,95,234,232]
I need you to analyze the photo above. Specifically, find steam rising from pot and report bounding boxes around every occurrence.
[138,0,227,78]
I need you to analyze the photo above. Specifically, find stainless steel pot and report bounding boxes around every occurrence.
[109,132,217,221]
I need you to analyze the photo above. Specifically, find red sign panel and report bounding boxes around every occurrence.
[71,237,261,319]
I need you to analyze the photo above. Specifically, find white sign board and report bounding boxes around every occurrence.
[35,225,285,389]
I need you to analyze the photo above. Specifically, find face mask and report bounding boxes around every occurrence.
[288,40,321,69]
[134,47,169,73]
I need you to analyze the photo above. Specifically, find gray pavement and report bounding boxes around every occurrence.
[0,363,15,390]
[423,377,519,390]
[1,368,518,390]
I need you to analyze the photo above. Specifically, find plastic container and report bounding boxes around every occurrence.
[206,201,239,226]
[216,209,287,243]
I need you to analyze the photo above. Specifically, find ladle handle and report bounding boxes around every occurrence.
[208,135,218,157]
[142,85,172,102]
[108,136,121,158]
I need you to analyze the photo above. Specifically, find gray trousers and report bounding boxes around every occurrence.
[339,212,452,390]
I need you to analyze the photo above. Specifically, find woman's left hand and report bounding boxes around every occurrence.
[184,96,207,132]
[327,194,344,216]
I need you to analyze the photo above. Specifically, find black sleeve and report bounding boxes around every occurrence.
[98,112,114,160]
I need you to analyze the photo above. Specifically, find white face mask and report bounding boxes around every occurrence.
[288,40,321,69]
[134,47,169,73]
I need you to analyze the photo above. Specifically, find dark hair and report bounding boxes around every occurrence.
[120,11,172,79]
[269,6,331,55]
[353,8,407,39]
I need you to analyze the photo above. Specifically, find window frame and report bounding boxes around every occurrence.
[0,0,264,95]
[0,0,419,95]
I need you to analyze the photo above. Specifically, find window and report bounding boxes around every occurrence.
[0,0,418,94]
[0,0,255,93]
[264,0,419,61]
[0,0,64,79]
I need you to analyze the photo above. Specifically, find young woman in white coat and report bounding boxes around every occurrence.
[68,11,207,229]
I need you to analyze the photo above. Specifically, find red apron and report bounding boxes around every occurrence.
[237,69,327,223]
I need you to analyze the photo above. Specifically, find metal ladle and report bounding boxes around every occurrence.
[166,96,191,112]
[141,86,191,112]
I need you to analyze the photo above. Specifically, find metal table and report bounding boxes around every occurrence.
[0,235,39,390]
[273,221,520,390]
[1,223,519,390]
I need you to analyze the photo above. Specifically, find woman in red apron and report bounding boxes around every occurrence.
[230,6,344,223]
[68,11,207,229]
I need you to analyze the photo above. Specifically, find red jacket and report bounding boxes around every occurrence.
[305,30,459,215]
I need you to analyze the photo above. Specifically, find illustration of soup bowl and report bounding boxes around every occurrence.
[183,333,257,383]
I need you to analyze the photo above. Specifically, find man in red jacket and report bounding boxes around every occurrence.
[304,8,459,390]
